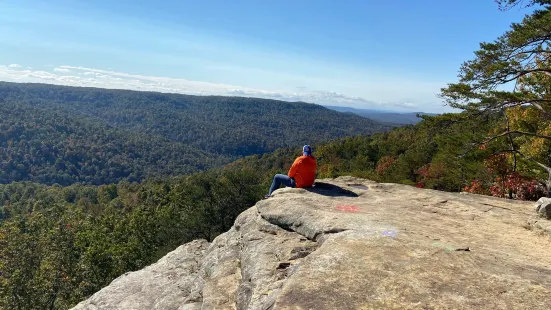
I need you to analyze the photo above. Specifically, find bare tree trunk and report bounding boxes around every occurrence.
[504,111,516,200]
[547,170,551,198]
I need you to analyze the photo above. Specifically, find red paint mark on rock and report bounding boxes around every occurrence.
[336,205,360,213]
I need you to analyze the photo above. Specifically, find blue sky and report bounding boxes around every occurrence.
[0,0,532,112]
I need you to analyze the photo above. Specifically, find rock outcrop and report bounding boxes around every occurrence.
[72,177,551,310]
[536,197,551,219]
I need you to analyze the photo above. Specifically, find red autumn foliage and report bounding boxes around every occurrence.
[417,164,430,178]
[489,172,545,200]
[375,156,397,175]
[416,162,446,189]
[463,153,546,200]
[484,154,509,176]
[463,180,488,195]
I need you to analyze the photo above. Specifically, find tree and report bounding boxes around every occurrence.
[496,0,551,9]
[441,0,551,197]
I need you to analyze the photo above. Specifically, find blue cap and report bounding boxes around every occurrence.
[303,145,312,156]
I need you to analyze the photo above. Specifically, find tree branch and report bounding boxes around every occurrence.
[493,149,551,172]
[499,68,551,84]
[510,149,551,172]
[459,127,551,158]
[504,46,547,62]
[476,99,551,120]
[531,102,551,120]
[504,110,517,171]
[483,130,551,144]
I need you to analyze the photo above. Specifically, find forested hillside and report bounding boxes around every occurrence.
[0,100,227,185]
[0,82,391,157]
[0,82,391,185]
[0,169,265,309]
[2,107,550,309]
[232,112,548,200]
[1,1,551,309]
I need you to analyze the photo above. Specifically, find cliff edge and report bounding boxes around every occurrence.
[72,177,551,310]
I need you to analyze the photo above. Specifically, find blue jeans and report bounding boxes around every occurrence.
[269,174,296,195]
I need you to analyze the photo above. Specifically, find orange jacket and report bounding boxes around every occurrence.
[288,155,317,188]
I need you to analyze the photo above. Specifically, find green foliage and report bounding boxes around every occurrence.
[0,109,546,310]
[229,111,539,197]
[0,169,264,309]
[0,80,390,309]
[496,0,551,10]
[441,0,551,192]
[5,4,551,308]
[0,82,391,186]
[0,99,225,185]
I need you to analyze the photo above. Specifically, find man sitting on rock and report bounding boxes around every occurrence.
[265,145,317,199]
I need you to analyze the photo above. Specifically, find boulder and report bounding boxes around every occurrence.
[72,177,551,310]
[536,197,551,218]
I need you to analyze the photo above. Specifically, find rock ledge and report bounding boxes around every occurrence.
[73,177,551,310]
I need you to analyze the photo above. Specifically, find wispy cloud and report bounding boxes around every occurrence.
[53,67,71,72]
[7,64,21,68]
[0,64,416,109]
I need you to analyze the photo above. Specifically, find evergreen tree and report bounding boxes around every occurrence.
[441,0,551,196]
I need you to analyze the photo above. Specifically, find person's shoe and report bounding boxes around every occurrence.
[264,194,271,199]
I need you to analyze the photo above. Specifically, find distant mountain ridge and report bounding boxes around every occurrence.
[324,105,437,124]
[0,82,392,185]
[0,100,225,185]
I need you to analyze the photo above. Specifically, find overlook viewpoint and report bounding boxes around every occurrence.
[73,177,551,310]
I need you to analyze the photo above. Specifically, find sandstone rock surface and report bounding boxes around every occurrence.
[72,177,551,310]
[536,197,551,218]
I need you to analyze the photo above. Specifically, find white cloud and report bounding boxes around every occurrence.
[7,64,21,68]
[83,71,103,76]
[0,64,416,110]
